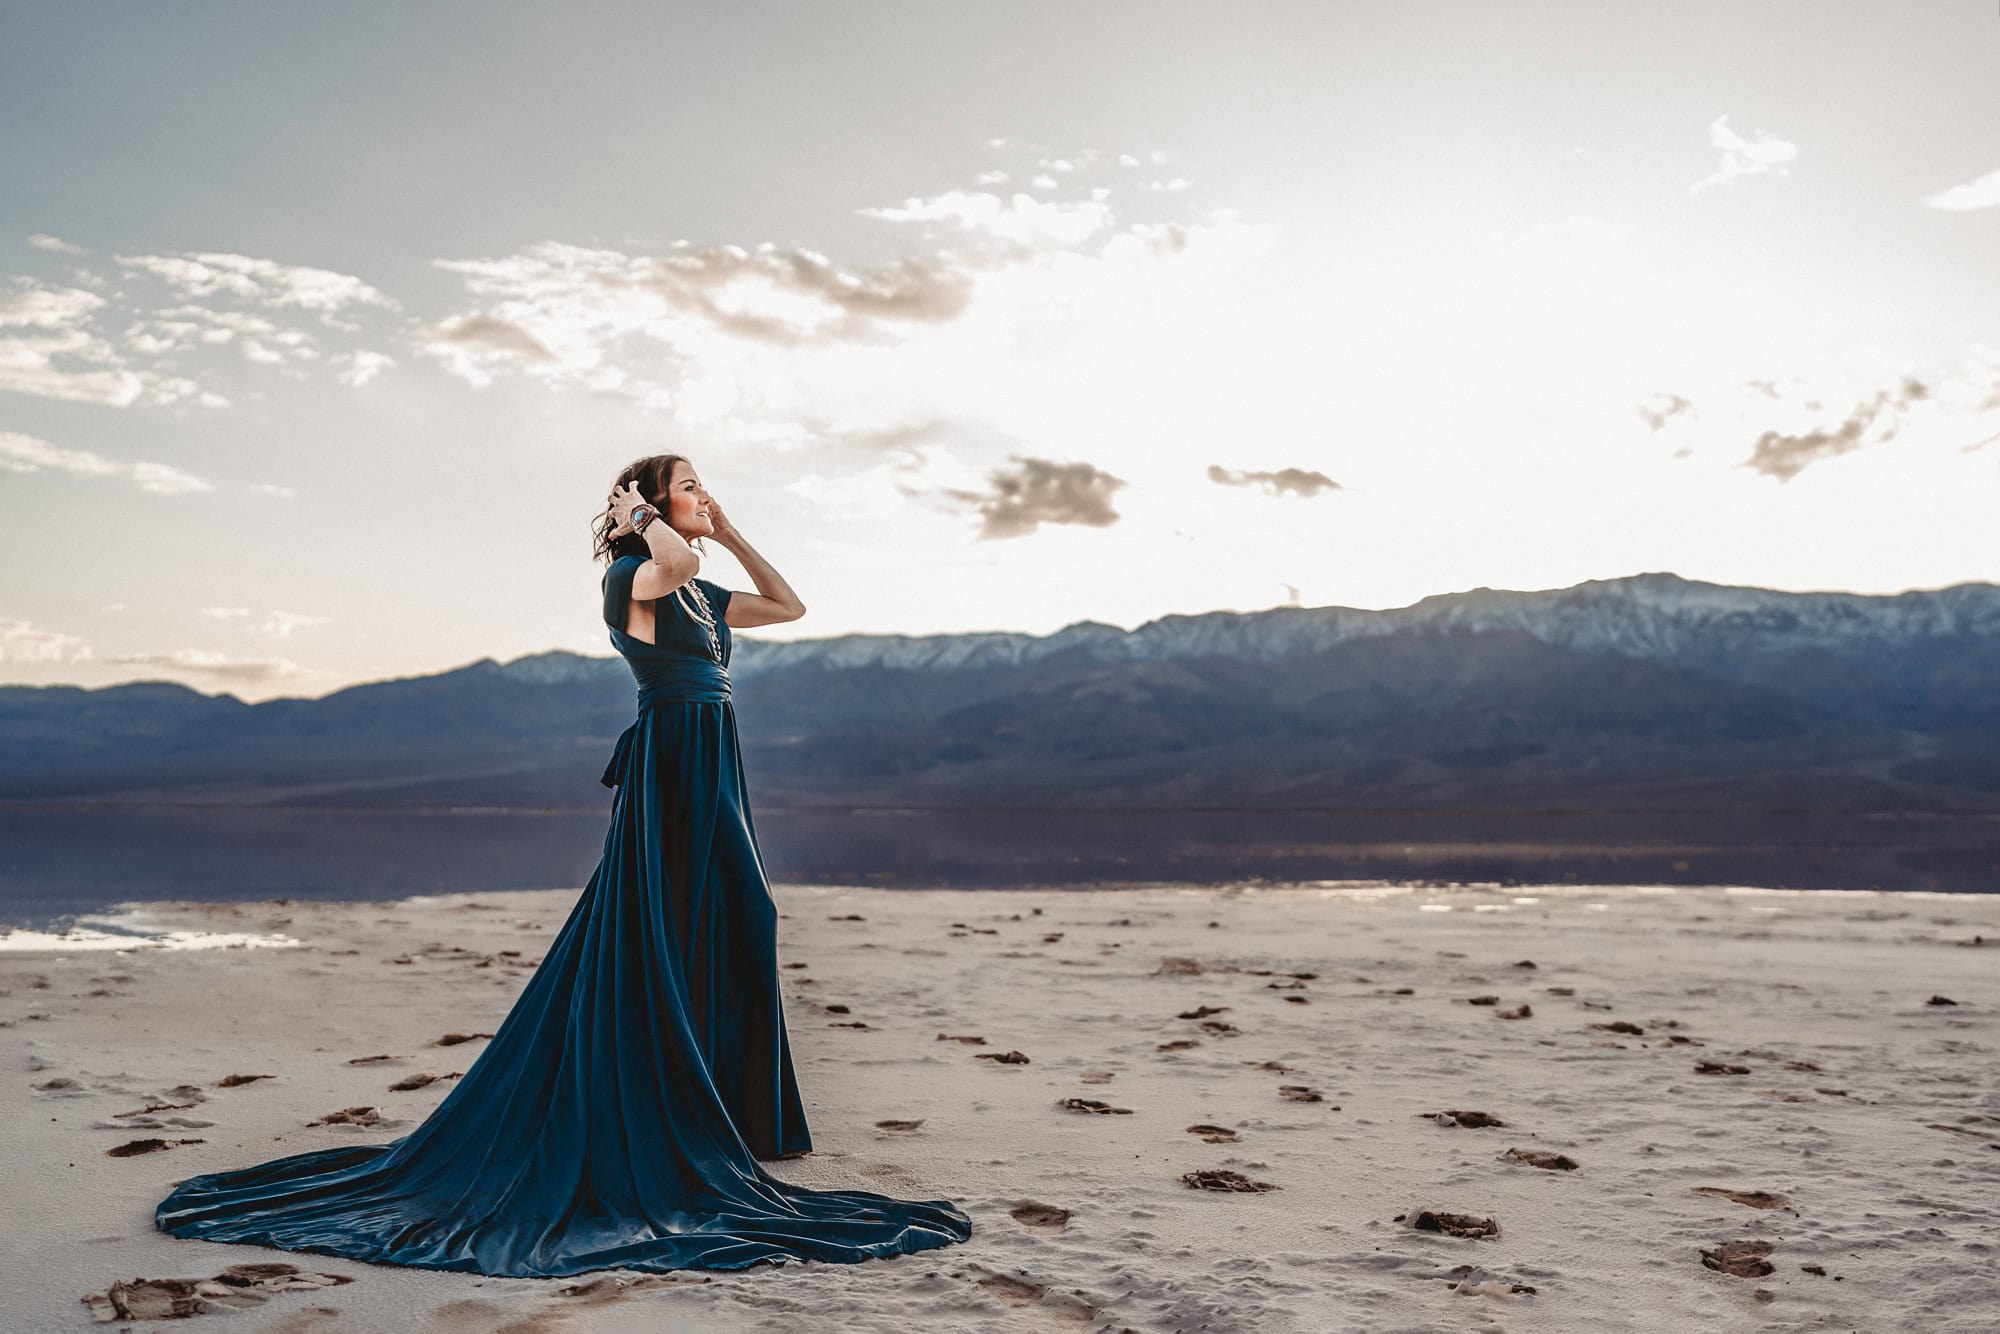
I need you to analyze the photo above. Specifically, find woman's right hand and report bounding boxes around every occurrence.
[607,481,649,537]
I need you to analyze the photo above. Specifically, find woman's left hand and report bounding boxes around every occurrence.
[704,495,739,543]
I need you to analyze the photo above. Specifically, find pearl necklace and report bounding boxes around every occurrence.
[673,581,724,662]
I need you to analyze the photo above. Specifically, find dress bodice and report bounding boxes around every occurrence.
[601,554,734,705]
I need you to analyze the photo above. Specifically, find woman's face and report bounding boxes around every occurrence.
[663,460,713,540]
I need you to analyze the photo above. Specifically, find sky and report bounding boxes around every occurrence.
[2,1,1997,703]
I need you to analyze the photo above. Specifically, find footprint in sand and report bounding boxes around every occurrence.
[1199,1020,1241,1037]
[1694,1061,1752,1076]
[32,1076,90,1098]
[1078,1071,1115,1085]
[1181,1168,1280,1193]
[1405,1209,1499,1239]
[936,1033,987,1045]
[1056,1097,1132,1115]
[1691,1186,1791,1210]
[1186,1124,1240,1143]
[1278,1085,1324,1103]
[1424,1108,1504,1127]
[555,1273,712,1308]
[1700,1239,1775,1277]
[215,1073,276,1088]
[974,1050,1030,1064]
[1009,1201,1071,1232]
[974,1274,1099,1326]
[1156,1039,1200,1053]
[432,1032,492,1047]
[106,1137,207,1157]
[387,1071,463,1091]
[873,1119,926,1135]
[309,1107,385,1127]
[1500,1147,1577,1170]
[80,1263,352,1322]
[1243,1059,1294,1074]
[1177,1005,1230,1019]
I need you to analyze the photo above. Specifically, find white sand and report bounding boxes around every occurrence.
[5,881,1998,1332]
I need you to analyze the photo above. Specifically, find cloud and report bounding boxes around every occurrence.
[0,430,214,494]
[251,481,299,499]
[28,233,87,255]
[856,189,1113,247]
[333,348,395,387]
[1205,464,1341,498]
[1636,392,1695,431]
[113,251,394,321]
[417,170,1281,497]
[424,240,980,390]
[123,305,320,371]
[0,617,93,663]
[256,610,331,637]
[941,455,1127,539]
[1922,166,2000,211]
[1689,115,1798,195]
[0,328,146,405]
[201,606,330,637]
[0,284,104,327]
[96,646,312,683]
[0,281,234,406]
[1743,378,1930,481]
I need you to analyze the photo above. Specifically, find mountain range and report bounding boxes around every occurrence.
[5,572,1998,812]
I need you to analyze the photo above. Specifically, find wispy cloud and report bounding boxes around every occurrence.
[27,233,87,255]
[95,646,312,684]
[856,189,1113,247]
[1743,378,1930,481]
[1636,392,1695,431]
[0,430,214,494]
[1922,166,2000,211]
[113,251,394,323]
[333,348,395,386]
[1206,464,1341,498]
[424,239,981,391]
[0,279,230,406]
[200,606,330,637]
[1689,115,1798,195]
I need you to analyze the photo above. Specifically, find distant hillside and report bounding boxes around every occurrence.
[4,572,1998,811]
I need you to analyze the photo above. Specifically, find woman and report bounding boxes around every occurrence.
[153,454,975,1276]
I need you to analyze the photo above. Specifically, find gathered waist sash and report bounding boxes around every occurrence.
[631,654,731,708]
[601,657,731,789]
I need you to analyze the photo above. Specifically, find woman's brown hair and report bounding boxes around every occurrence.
[592,453,705,566]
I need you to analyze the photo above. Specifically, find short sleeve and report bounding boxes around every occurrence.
[601,555,644,630]
[693,577,732,621]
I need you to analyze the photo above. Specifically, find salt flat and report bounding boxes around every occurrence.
[5,880,1997,1332]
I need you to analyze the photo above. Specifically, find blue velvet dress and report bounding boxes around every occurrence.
[152,555,974,1276]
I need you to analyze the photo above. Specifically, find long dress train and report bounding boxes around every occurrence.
[152,556,974,1276]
